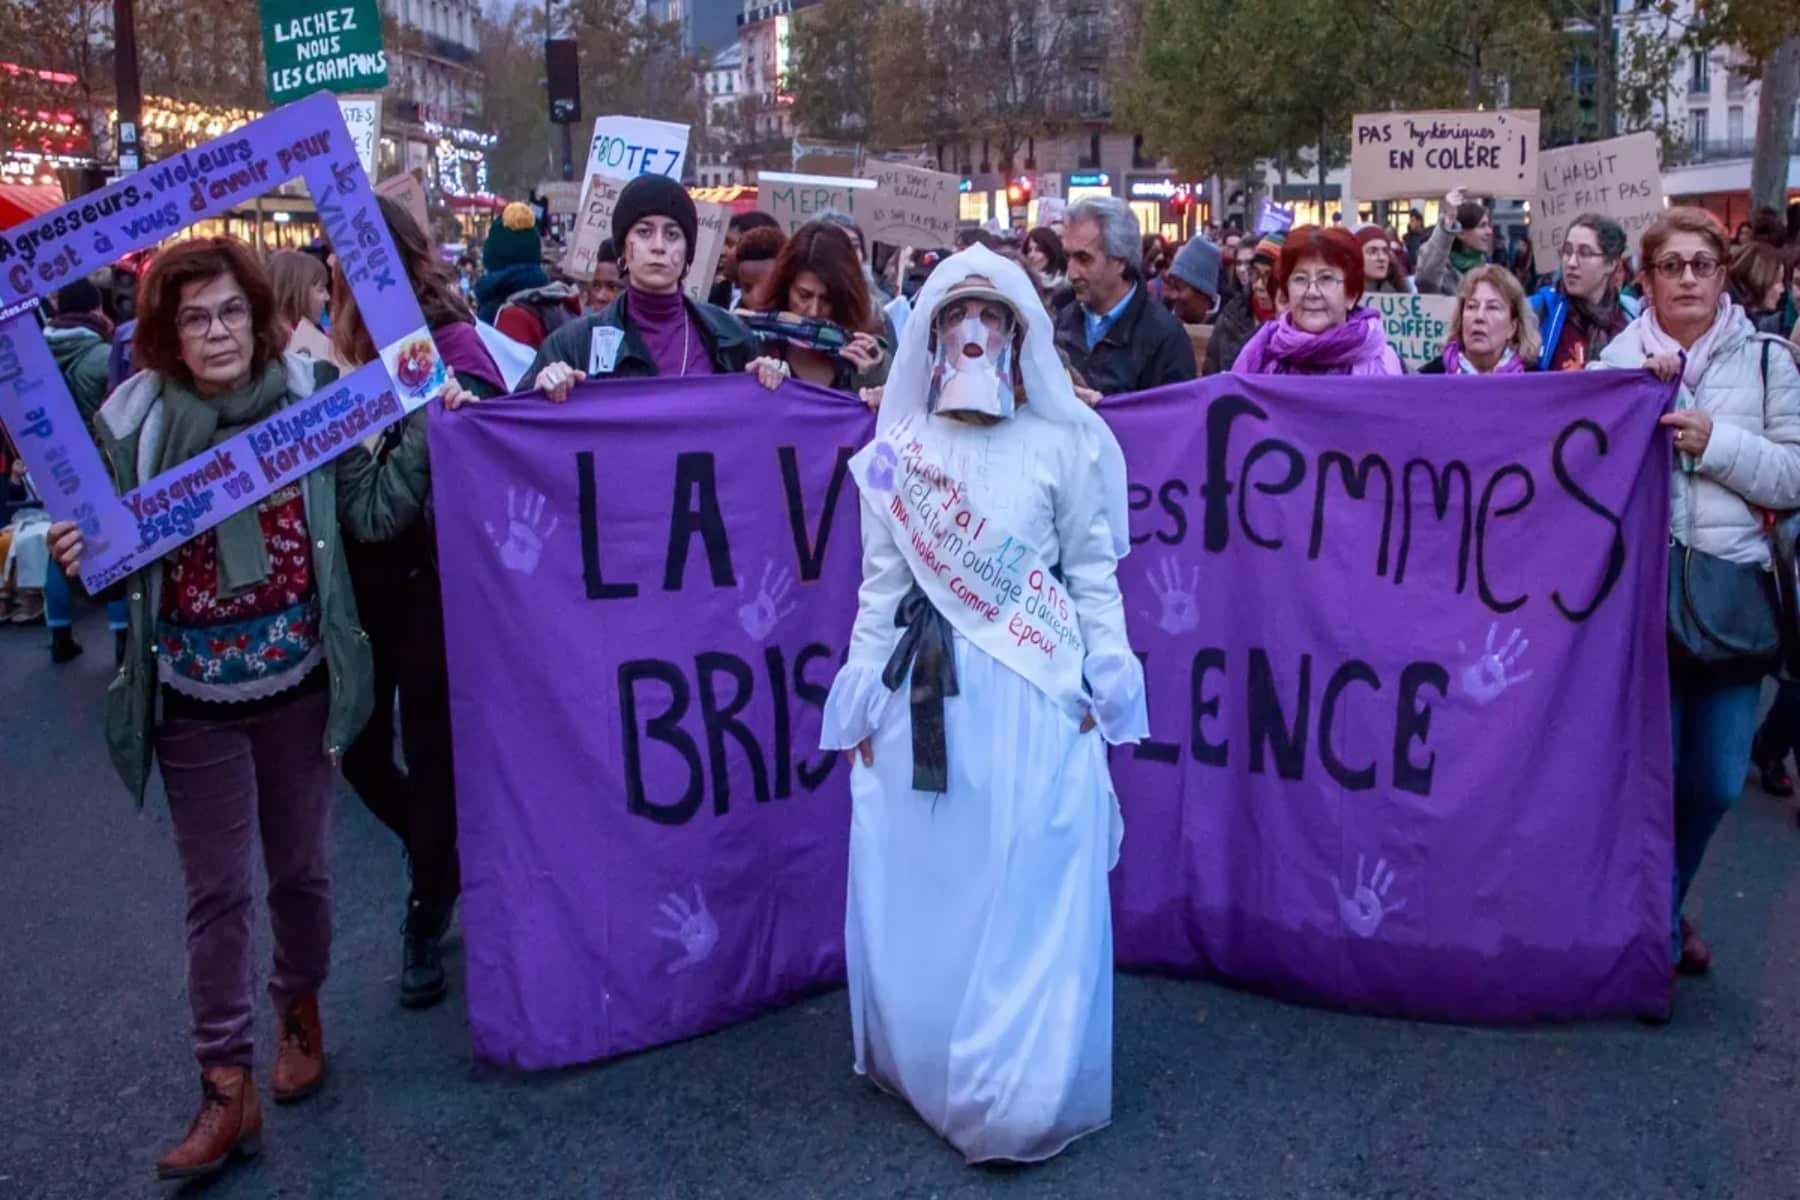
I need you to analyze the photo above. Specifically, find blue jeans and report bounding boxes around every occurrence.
[1670,675,1762,953]
[42,563,127,630]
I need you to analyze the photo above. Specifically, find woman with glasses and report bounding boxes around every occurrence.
[1599,206,1800,982]
[1231,225,1402,376]
[44,237,432,1182]
[1528,214,1641,371]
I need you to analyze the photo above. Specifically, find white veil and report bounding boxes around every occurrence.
[879,244,1133,557]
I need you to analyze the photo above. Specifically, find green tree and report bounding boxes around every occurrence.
[784,0,881,142]
[564,0,700,139]
[1691,1,1800,213]
[476,1,552,198]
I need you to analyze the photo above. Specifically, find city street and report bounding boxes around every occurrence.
[3,608,1799,1200]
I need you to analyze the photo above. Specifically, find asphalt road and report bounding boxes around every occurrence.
[3,608,1799,1200]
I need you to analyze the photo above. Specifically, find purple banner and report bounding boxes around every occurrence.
[0,91,443,592]
[1104,371,1675,1022]
[429,375,873,1069]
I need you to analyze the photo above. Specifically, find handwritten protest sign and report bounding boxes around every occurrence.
[336,93,380,177]
[1352,109,1539,200]
[1531,132,1663,275]
[0,91,443,594]
[562,173,628,282]
[1255,198,1295,235]
[581,115,689,191]
[375,168,429,235]
[683,195,728,303]
[757,171,877,235]
[1369,291,1458,371]
[259,0,388,104]
[861,163,959,250]
[538,181,582,217]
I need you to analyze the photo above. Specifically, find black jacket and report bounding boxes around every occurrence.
[1053,283,1197,396]
[526,290,758,382]
[1203,292,1262,375]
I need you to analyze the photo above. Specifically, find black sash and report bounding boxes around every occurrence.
[881,584,959,793]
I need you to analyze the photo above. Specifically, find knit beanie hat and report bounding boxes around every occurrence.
[1252,232,1286,266]
[612,174,698,264]
[1353,225,1390,248]
[53,276,104,315]
[1166,237,1221,297]
[483,202,542,272]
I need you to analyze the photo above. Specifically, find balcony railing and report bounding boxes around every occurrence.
[1667,136,1795,166]
[424,34,476,65]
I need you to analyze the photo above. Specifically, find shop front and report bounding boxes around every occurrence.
[1126,175,1203,243]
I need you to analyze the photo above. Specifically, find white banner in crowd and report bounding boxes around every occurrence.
[582,115,690,188]
[336,94,381,178]
[1352,109,1540,200]
[1531,132,1665,275]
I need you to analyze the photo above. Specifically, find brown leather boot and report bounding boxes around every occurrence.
[156,1066,262,1180]
[272,994,326,1103]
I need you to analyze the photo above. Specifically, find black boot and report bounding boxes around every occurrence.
[400,898,450,1010]
[114,628,127,667]
[50,626,82,664]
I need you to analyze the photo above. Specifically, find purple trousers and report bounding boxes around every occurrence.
[157,688,335,1069]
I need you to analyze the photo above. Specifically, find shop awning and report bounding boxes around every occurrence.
[690,185,759,213]
[448,194,506,213]
[0,182,65,228]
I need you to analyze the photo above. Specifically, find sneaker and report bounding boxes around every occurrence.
[400,899,450,1010]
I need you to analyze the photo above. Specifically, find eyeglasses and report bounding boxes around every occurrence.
[1560,244,1609,262]
[176,297,252,340]
[1288,272,1345,294]
[1651,255,1722,281]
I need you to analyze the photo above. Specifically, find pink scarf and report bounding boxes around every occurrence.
[1440,340,1526,374]
[1630,295,1738,389]
[1232,307,1398,376]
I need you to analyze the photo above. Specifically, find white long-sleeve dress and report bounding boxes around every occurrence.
[820,407,1147,1164]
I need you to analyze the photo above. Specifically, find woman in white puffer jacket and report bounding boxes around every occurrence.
[1600,206,1800,982]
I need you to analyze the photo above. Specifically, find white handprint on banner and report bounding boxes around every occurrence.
[1456,624,1533,705]
[484,486,560,576]
[1333,854,1406,938]
[1141,557,1202,636]
[651,885,719,975]
[737,560,798,640]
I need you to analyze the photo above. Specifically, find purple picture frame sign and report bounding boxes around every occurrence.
[0,90,446,594]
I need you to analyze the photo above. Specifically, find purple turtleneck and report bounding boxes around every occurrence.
[628,285,714,377]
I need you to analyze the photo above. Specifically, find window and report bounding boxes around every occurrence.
[1689,108,1708,146]
[1728,107,1743,145]
[1689,51,1709,94]
[1077,75,1102,117]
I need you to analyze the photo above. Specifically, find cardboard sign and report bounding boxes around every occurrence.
[562,173,629,282]
[683,196,729,303]
[1531,132,1664,275]
[581,115,689,190]
[538,181,583,217]
[756,171,876,235]
[0,91,443,594]
[259,0,388,104]
[1037,173,1063,201]
[1352,109,1539,200]
[1368,292,1458,371]
[1254,198,1295,235]
[375,169,429,236]
[336,93,380,177]
[861,162,959,250]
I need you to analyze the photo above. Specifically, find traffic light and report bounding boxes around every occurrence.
[1007,176,1033,206]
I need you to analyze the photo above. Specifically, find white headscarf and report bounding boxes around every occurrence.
[878,245,1134,557]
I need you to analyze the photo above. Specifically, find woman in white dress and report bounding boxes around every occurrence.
[820,245,1147,1164]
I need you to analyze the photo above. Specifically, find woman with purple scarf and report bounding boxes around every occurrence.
[1418,265,1541,375]
[1231,226,1403,377]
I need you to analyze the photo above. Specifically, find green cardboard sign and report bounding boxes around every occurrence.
[260,0,388,105]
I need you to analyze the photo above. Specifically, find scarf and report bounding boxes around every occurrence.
[738,310,853,354]
[1233,307,1393,376]
[1441,341,1523,374]
[1564,289,1626,360]
[1633,294,1738,390]
[1450,245,1487,275]
[157,361,291,596]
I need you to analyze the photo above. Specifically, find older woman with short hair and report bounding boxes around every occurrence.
[1231,225,1402,376]
[1419,265,1541,375]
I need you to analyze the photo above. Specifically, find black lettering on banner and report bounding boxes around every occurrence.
[1238,438,1305,550]
[1132,650,1180,763]
[778,444,852,581]
[1550,419,1626,623]
[1191,647,1229,766]
[764,646,793,798]
[1310,451,1394,577]
[1156,480,1189,546]
[578,451,640,600]
[620,658,703,825]
[1475,464,1535,614]
[1247,648,1310,780]
[1396,458,1473,591]
[663,451,736,591]
[696,651,770,813]
[1318,660,1380,791]
[794,642,838,790]
[1201,394,1268,551]
[1392,661,1448,796]
[1128,483,1154,547]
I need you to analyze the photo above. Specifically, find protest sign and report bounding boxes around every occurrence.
[1255,198,1295,235]
[1103,370,1673,1022]
[538,181,583,217]
[375,168,429,236]
[683,195,729,304]
[429,374,874,1069]
[562,173,628,282]
[1531,132,1664,275]
[757,171,877,235]
[336,93,380,177]
[1038,173,1063,201]
[1352,109,1539,200]
[259,0,388,105]
[1369,292,1458,371]
[860,163,959,250]
[0,90,444,594]
[581,115,689,191]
